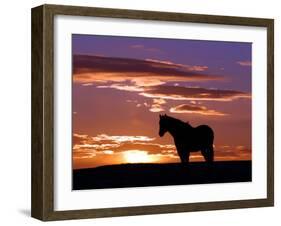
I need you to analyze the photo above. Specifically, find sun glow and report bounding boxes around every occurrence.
[123,150,153,163]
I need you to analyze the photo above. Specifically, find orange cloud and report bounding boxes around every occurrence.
[73,133,175,155]
[73,133,251,168]
[102,150,114,155]
[153,98,166,105]
[91,134,155,143]
[149,98,166,112]
[169,104,227,116]
[149,104,165,112]
[214,145,251,161]
[140,85,251,101]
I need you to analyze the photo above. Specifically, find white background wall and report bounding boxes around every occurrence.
[0,0,279,225]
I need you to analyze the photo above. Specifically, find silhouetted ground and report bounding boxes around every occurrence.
[73,161,251,190]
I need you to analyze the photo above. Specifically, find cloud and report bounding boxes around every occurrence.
[130,44,144,49]
[73,133,176,160]
[149,105,165,112]
[169,104,227,116]
[73,133,251,165]
[214,145,251,160]
[145,59,208,72]
[96,83,248,115]
[149,98,166,112]
[73,55,221,86]
[153,98,166,105]
[126,99,138,103]
[130,45,163,53]
[235,145,246,151]
[97,84,145,92]
[102,150,114,155]
[81,83,93,86]
[237,61,252,67]
[91,134,155,143]
[140,85,251,101]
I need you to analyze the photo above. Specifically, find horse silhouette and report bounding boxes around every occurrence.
[159,114,214,164]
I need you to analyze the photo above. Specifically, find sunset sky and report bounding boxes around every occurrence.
[72,34,252,169]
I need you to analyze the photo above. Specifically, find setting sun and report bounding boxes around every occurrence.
[123,150,153,163]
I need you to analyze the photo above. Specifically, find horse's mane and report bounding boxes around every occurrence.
[164,115,193,129]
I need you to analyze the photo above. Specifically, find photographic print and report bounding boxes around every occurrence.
[31,5,273,220]
[72,34,252,190]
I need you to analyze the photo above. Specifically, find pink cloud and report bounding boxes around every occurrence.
[130,44,144,49]
[237,61,252,67]
[130,45,163,53]
[97,84,145,92]
[145,58,208,72]
[169,104,227,116]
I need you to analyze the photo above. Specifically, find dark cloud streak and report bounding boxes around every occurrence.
[73,55,222,85]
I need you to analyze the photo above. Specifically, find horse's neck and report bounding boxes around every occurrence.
[167,121,189,139]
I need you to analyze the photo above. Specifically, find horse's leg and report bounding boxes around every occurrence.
[208,146,214,163]
[181,150,190,165]
[179,150,186,164]
[176,143,184,164]
[201,146,214,163]
[186,151,190,164]
[201,149,208,162]
[177,147,189,164]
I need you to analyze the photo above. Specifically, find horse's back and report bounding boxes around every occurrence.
[196,124,213,133]
[194,125,214,144]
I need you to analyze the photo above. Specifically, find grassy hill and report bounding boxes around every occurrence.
[73,160,251,190]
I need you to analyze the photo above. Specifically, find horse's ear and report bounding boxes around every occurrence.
[159,114,162,119]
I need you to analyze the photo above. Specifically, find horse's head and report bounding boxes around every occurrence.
[159,114,168,137]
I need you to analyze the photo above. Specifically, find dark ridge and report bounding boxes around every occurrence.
[73,161,252,190]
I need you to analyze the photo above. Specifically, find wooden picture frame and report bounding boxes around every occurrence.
[31,4,274,221]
